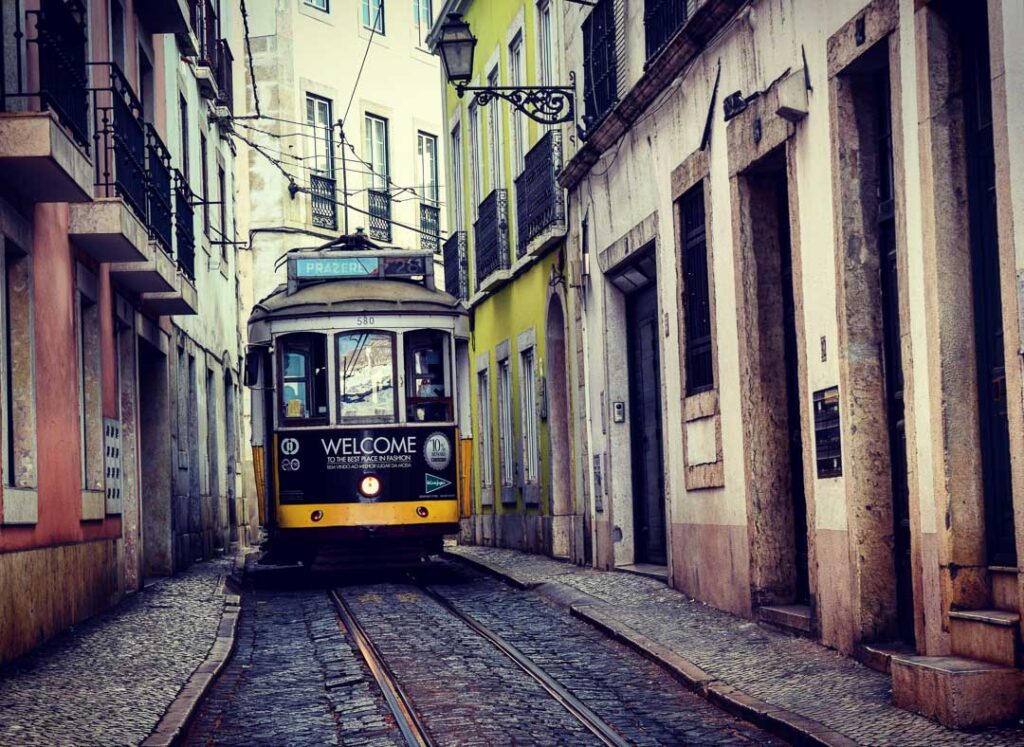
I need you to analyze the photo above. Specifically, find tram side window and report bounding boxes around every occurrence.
[279,334,328,423]
[337,331,397,423]
[405,330,451,423]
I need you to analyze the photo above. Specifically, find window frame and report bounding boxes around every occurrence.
[276,332,330,427]
[679,181,714,395]
[450,122,465,232]
[304,0,329,12]
[417,131,439,205]
[537,0,554,87]
[519,345,539,484]
[468,102,483,212]
[497,356,515,487]
[75,263,104,507]
[477,368,494,488]
[486,65,503,193]
[306,93,336,178]
[361,0,385,34]
[334,330,399,425]
[508,32,527,176]
[413,0,432,47]
[364,112,390,191]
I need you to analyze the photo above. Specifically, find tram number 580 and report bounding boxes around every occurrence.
[355,315,375,326]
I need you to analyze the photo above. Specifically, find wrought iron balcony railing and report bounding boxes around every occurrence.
[146,125,174,255]
[8,0,92,149]
[644,0,689,62]
[420,203,440,253]
[473,189,510,290]
[443,231,469,302]
[514,130,565,257]
[215,38,233,110]
[368,189,392,242]
[174,171,196,281]
[310,174,337,230]
[91,63,147,224]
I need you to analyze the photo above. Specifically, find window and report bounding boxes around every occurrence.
[305,0,328,11]
[497,358,514,486]
[417,132,438,204]
[179,94,190,182]
[509,33,526,175]
[76,264,103,499]
[2,241,37,510]
[278,334,328,423]
[364,114,390,190]
[138,46,154,118]
[336,331,396,423]
[450,124,464,232]
[306,94,335,177]
[477,369,493,487]
[469,103,483,211]
[406,330,451,422]
[218,166,227,261]
[362,0,384,33]
[519,347,539,483]
[413,0,432,46]
[486,66,503,192]
[200,133,210,236]
[537,0,553,86]
[680,183,713,394]
[111,0,126,73]
[582,0,618,126]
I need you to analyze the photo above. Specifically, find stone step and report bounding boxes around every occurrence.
[990,566,1019,612]
[891,654,1023,728]
[855,641,915,674]
[949,608,1020,667]
[757,604,814,636]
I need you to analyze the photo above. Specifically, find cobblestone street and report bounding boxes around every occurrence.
[0,557,231,747]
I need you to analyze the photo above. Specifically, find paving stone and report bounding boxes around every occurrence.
[451,545,1024,747]
[0,557,231,747]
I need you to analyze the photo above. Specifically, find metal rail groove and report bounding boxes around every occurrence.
[419,586,631,747]
[329,589,435,747]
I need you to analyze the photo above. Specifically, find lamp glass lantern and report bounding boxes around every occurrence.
[437,14,477,85]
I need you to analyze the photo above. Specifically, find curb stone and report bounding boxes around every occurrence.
[449,551,859,747]
[140,568,243,747]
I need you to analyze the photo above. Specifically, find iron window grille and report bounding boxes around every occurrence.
[473,189,510,289]
[146,125,174,255]
[582,0,618,127]
[644,0,688,62]
[310,174,337,230]
[514,129,565,257]
[174,171,196,281]
[420,203,441,252]
[813,387,842,478]
[680,183,713,394]
[443,231,469,301]
[215,38,233,111]
[12,0,92,149]
[91,63,148,225]
[368,189,392,242]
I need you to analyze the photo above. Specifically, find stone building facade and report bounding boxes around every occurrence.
[557,0,1024,727]
[0,0,245,663]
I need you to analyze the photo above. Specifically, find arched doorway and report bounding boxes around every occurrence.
[545,293,577,560]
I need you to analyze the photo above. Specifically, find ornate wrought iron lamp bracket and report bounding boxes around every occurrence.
[455,72,578,127]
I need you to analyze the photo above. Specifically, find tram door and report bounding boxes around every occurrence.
[627,283,667,565]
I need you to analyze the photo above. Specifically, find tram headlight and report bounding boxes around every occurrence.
[359,474,382,498]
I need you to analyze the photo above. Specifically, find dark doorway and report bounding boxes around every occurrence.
[138,337,173,577]
[225,372,238,542]
[958,4,1016,567]
[872,66,915,643]
[623,270,667,566]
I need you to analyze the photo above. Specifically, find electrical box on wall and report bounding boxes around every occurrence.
[813,387,842,478]
[612,401,625,423]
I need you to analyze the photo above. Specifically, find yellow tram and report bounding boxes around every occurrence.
[245,235,471,568]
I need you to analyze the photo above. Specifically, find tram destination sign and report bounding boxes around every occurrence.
[276,425,458,504]
[291,254,428,281]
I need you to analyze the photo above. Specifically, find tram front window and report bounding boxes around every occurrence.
[279,333,328,423]
[337,331,397,423]
[406,330,451,422]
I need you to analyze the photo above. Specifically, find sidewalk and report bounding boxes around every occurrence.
[449,545,1024,747]
[0,556,235,747]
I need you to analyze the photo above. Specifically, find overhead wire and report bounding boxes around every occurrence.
[238,0,261,117]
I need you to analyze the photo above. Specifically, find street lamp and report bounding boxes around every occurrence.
[435,14,579,128]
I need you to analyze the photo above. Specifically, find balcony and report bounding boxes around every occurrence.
[174,172,196,283]
[91,63,147,224]
[442,231,469,302]
[135,0,191,34]
[514,130,565,258]
[420,202,440,253]
[473,189,510,294]
[146,126,174,255]
[194,0,220,100]
[137,171,197,316]
[214,39,234,114]
[32,0,91,149]
[644,0,689,63]
[310,174,337,230]
[368,189,392,242]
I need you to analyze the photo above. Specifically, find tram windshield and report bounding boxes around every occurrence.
[336,331,397,424]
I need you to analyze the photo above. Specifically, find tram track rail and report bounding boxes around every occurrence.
[332,580,630,747]
[329,589,435,747]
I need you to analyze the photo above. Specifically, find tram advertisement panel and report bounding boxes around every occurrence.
[276,426,458,503]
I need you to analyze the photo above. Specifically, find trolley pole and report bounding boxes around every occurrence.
[337,119,350,234]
